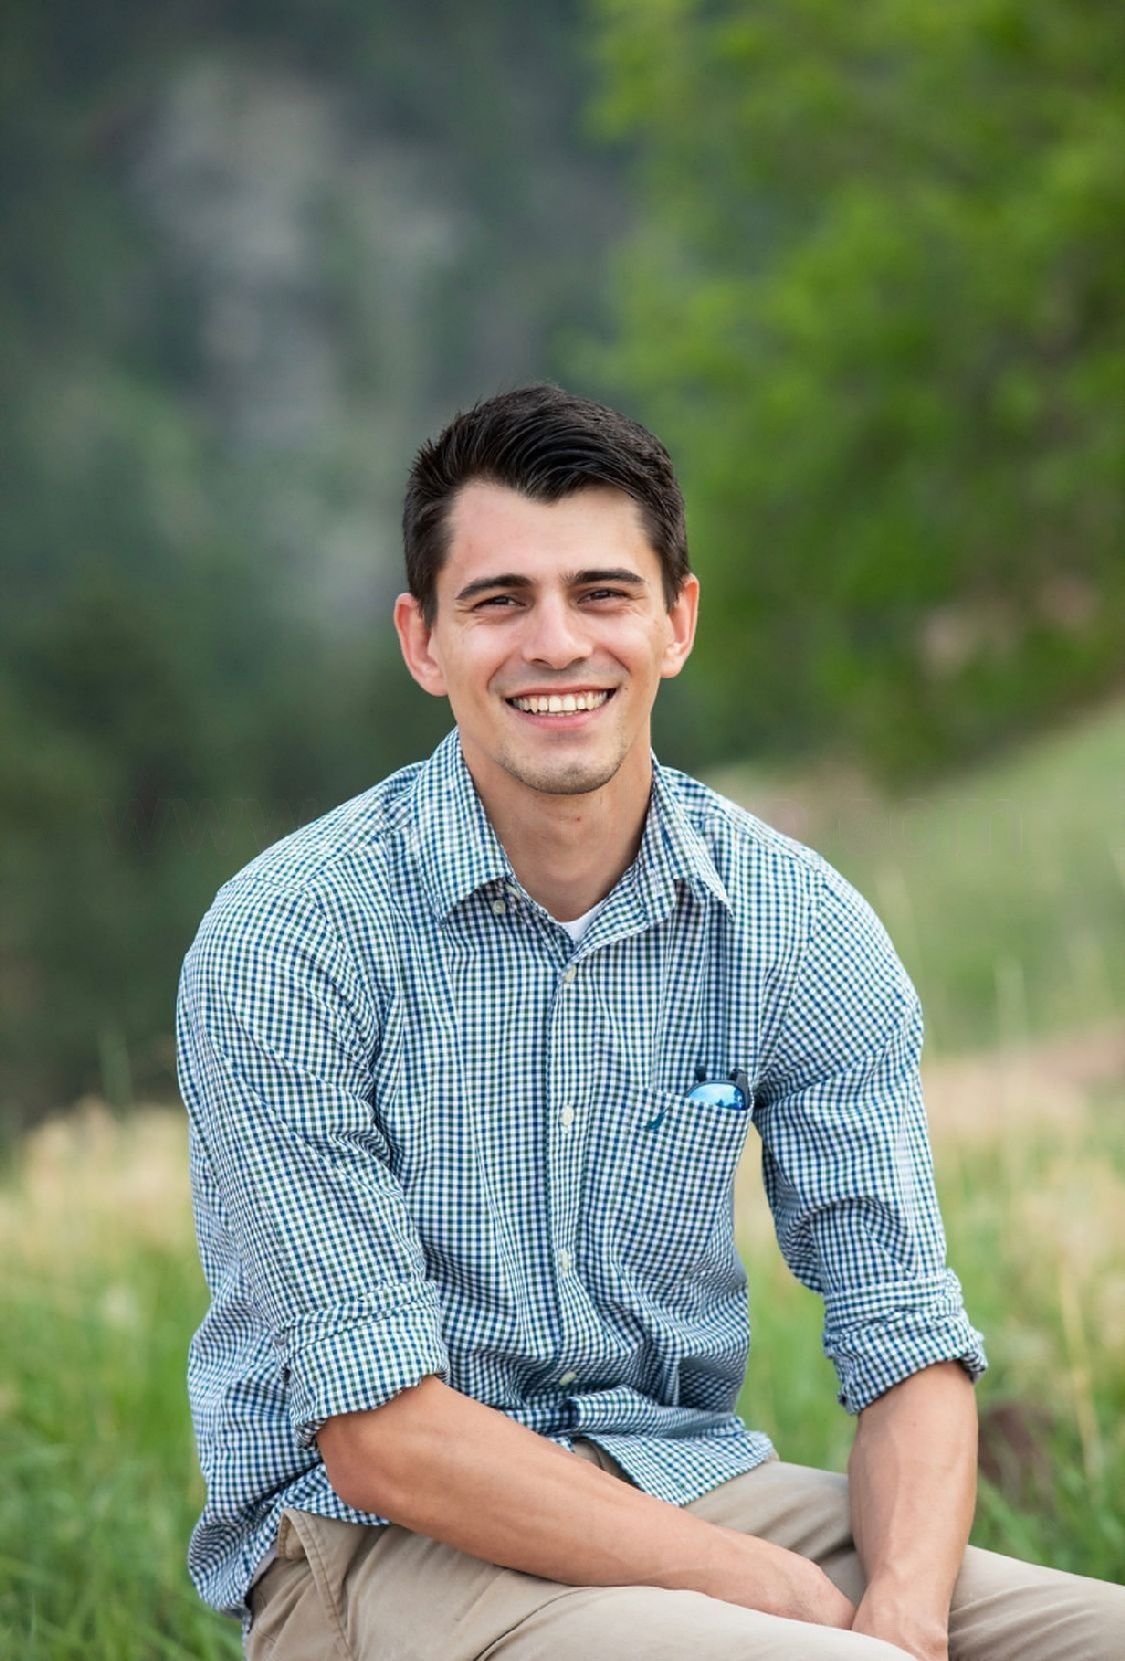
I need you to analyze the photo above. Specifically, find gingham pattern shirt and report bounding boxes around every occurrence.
[177,726,987,1619]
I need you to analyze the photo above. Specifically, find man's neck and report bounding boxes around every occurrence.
[463,744,654,922]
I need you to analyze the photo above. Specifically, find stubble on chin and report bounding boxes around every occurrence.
[497,742,624,799]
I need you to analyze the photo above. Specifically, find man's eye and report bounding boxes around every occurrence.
[473,589,627,610]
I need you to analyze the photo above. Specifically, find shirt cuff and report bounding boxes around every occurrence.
[284,1297,451,1447]
[827,1304,988,1415]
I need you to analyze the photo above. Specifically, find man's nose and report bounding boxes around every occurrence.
[520,595,590,667]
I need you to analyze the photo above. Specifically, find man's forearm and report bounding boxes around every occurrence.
[318,1376,853,1629]
[847,1361,978,1659]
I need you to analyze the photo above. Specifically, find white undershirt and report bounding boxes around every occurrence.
[552,895,609,944]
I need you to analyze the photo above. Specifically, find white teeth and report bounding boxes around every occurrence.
[509,690,612,715]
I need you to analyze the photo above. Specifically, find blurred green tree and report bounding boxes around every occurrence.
[588,0,1125,777]
[0,0,619,1124]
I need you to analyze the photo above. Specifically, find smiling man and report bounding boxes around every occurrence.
[177,385,1123,1659]
[393,474,695,924]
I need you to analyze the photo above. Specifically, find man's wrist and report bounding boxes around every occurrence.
[853,1580,950,1660]
[857,1558,951,1610]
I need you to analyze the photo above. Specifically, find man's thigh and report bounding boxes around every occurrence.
[245,1444,904,1661]
[948,1537,1125,1660]
[685,1456,1125,1661]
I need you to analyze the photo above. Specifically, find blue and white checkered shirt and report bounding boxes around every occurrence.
[177,726,987,1620]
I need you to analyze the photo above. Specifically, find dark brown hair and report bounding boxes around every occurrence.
[402,383,690,625]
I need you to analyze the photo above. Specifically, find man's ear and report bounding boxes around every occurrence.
[393,593,447,698]
[660,572,700,681]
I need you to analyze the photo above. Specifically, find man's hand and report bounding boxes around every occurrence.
[851,1584,949,1659]
[750,1543,855,1629]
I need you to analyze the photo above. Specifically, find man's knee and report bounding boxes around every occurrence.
[951,1544,1125,1660]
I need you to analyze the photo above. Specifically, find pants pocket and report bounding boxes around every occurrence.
[269,1508,361,1661]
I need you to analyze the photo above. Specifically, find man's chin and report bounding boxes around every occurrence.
[502,749,623,798]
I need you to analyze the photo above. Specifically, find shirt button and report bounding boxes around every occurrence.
[557,1247,573,1273]
[558,1370,578,1388]
[563,966,577,984]
[506,883,521,901]
[491,899,506,916]
[560,1105,575,1128]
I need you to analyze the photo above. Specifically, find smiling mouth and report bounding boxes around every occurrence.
[504,689,616,717]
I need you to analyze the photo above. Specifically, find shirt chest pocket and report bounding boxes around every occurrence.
[587,1084,753,1301]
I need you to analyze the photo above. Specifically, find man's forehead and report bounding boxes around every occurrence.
[441,479,657,582]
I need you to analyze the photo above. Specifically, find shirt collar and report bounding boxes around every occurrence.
[646,759,732,915]
[411,727,731,922]
[411,729,513,920]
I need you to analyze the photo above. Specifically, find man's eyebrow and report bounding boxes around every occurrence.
[454,572,534,603]
[453,568,648,604]
[568,568,648,588]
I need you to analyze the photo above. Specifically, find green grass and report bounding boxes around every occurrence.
[708,699,1125,1057]
[0,1113,240,1659]
[0,1250,237,1658]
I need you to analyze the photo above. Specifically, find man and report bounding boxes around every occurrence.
[177,384,1122,1658]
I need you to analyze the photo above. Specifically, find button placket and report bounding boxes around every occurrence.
[548,965,586,1331]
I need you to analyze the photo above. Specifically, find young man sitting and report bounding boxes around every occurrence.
[177,384,1123,1658]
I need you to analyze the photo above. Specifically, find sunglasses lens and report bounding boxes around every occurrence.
[689,1082,741,1108]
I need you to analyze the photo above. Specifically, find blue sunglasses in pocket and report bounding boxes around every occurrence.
[687,1067,752,1112]
[646,1067,752,1131]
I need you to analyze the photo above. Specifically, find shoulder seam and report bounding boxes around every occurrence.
[755,860,828,1092]
[665,767,828,876]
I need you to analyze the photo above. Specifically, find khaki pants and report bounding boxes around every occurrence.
[246,1439,1124,1659]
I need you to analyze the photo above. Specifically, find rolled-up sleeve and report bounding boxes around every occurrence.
[754,860,987,1414]
[177,878,449,1445]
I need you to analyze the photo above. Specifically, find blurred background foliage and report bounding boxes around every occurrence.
[1,0,624,1122]
[589,0,1124,774]
[1,0,1122,1128]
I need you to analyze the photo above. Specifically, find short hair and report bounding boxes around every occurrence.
[402,383,690,625]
